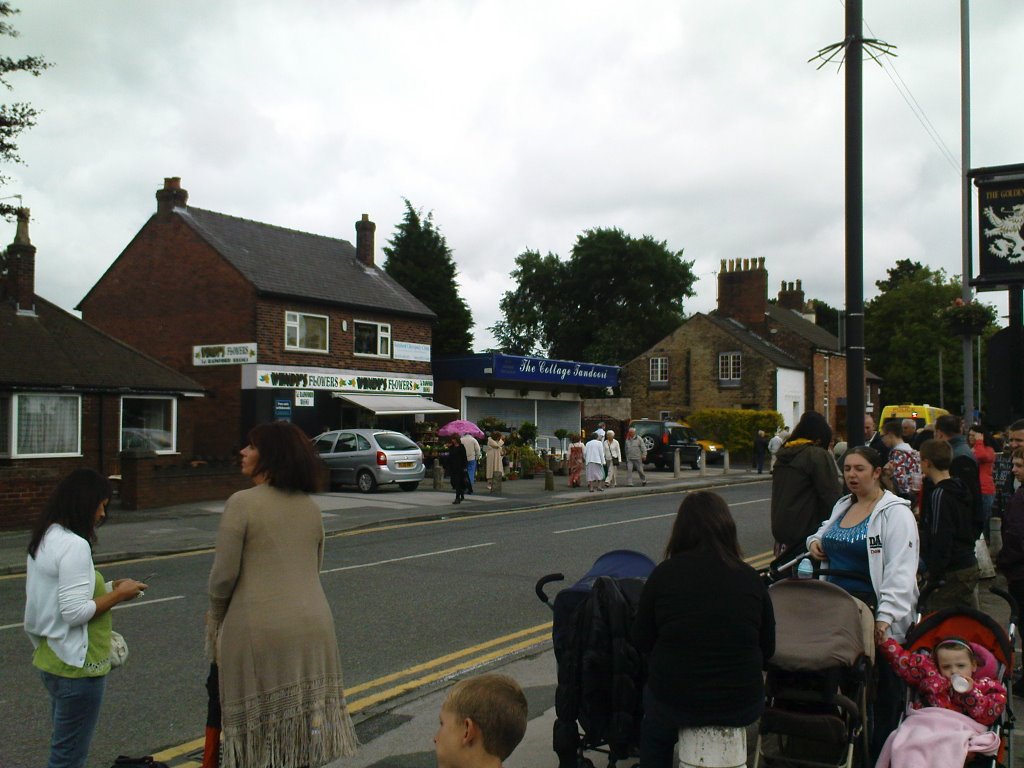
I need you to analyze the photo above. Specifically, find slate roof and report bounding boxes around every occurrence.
[703,313,805,370]
[0,296,205,393]
[765,304,841,352]
[176,207,436,320]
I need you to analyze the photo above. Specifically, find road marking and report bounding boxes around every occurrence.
[1,594,186,631]
[320,542,495,574]
[346,622,552,695]
[553,497,770,533]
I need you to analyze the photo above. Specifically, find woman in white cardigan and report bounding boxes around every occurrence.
[24,469,147,768]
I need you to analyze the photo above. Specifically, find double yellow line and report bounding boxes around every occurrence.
[152,622,553,764]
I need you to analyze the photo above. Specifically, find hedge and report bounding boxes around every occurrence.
[686,408,783,458]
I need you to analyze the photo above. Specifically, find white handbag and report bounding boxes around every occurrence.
[110,630,129,667]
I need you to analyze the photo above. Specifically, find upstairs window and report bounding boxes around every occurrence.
[285,311,328,353]
[649,357,668,383]
[718,351,742,386]
[354,321,391,357]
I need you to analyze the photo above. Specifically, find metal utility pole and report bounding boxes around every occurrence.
[960,0,975,424]
[845,0,866,445]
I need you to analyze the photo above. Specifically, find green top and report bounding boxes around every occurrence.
[33,570,112,678]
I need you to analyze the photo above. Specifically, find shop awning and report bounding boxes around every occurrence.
[331,393,459,416]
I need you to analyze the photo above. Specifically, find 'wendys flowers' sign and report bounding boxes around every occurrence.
[254,368,433,394]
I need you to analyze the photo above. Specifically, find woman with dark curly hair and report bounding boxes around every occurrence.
[207,421,358,768]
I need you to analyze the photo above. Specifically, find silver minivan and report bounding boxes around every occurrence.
[313,429,425,493]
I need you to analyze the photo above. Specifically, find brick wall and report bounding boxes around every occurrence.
[621,315,780,420]
[717,258,768,328]
[0,465,60,529]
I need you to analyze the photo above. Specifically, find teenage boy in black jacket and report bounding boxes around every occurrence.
[918,439,978,611]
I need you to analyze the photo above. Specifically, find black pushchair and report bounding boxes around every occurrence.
[535,549,656,768]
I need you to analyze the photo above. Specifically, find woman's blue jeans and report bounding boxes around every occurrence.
[40,671,106,768]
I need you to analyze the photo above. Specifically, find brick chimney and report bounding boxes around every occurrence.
[156,176,189,214]
[355,213,375,267]
[4,208,36,315]
[717,256,767,326]
[777,279,805,311]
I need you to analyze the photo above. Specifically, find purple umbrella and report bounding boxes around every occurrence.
[438,419,485,439]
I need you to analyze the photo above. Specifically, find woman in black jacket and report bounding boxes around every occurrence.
[445,435,468,504]
[633,491,775,768]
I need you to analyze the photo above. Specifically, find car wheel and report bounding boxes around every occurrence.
[641,436,657,453]
[357,470,378,494]
[399,481,419,492]
[690,460,700,470]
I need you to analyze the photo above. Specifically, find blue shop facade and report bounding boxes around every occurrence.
[432,353,620,451]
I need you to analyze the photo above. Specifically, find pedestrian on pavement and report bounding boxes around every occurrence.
[901,418,921,449]
[996,447,1024,697]
[753,430,769,474]
[485,431,505,492]
[770,411,842,556]
[584,432,606,492]
[880,421,921,504]
[207,421,358,768]
[447,435,469,504]
[934,414,983,538]
[433,673,528,768]
[567,433,585,488]
[994,420,1024,522]
[25,469,149,768]
[916,439,978,610]
[623,427,647,486]
[633,491,775,768]
[461,431,483,495]
[604,430,621,488]
[768,428,787,473]
[969,424,997,540]
[865,414,890,465]
[807,445,919,758]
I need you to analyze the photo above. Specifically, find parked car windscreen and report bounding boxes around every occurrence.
[374,432,418,451]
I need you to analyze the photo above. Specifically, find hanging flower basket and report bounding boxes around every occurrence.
[936,298,996,337]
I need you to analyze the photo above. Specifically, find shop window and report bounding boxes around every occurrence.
[10,393,81,457]
[354,320,391,357]
[649,357,668,383]
[285,311,329,352]
[120,397,177,453]
[718,351,742,387]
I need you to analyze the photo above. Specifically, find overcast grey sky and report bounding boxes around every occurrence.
[4,1,1022,349]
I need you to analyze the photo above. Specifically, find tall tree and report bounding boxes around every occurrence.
[383,199,473,357]
[490,227,696,365]
[0,3,51,219]
[865,261,996,409]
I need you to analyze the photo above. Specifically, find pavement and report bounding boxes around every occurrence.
[5,466,1018,768]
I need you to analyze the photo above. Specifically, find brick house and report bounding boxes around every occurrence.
[0,211,205,528]
[79,178,453,457]
[621,312,806,428]
[621,257,881,438]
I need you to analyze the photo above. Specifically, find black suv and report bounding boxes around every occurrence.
[628,420,703,470]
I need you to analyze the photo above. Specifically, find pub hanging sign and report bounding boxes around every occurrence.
[975,177,1024,287]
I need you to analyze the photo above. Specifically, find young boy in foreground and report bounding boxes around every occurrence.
[434,674,528,768]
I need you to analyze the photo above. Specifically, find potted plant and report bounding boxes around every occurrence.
[936,297,996,337]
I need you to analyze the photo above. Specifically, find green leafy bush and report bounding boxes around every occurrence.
[686,409,783,458]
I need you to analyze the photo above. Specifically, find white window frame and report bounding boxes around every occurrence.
[285,311,329,353]
[119,395,178,454]
[718,351,742,383]
[649,356,668,383]
[9,393,82,458]
[353,320,392,358]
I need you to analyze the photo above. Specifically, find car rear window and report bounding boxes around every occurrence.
[374,433,418,451]
[668,427,694,442]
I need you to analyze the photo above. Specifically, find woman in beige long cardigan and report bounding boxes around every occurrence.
[208,422,358,768]
[486,431,505,491]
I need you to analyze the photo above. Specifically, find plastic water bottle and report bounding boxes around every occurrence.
[796,559,814,579]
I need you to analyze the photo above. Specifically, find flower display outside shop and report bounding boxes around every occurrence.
[936,297,997,337]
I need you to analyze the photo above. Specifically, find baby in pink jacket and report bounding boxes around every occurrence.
[879,636,1006,726]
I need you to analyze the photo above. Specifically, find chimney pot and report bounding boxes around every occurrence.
[6,208,36,314]
[156,177,189,214]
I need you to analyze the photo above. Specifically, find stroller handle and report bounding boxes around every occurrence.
[535,573,565,607]
[989,586,1020,626]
